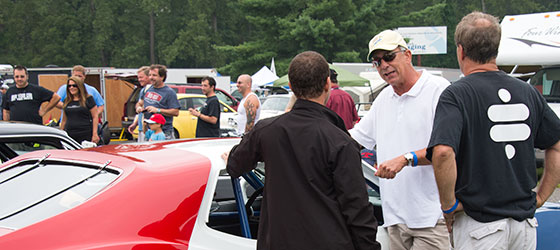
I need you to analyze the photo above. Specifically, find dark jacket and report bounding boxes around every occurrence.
[227,99,380,250]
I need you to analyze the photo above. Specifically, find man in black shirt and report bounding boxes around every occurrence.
[225,51,381,250]
[427,12,560,249]
[189,76,220,137]
[3,65,60,124]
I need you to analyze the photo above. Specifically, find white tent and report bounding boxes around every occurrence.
[251,66,279,90]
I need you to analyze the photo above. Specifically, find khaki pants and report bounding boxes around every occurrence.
[387,219,450,250]
[452,212,537,250]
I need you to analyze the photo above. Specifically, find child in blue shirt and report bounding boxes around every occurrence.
[144,114,166,141]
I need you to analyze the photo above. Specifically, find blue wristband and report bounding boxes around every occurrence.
[411,151,418,167]
[442,199,459,214]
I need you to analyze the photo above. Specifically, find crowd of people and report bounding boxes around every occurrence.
[224,11,560,250]
[1,10,560,250]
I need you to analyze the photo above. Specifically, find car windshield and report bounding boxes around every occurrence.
[0,158,119,230]
[530,67,560,103]
[261,97,289,112]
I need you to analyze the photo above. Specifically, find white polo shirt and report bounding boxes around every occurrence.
[350,70,450,228]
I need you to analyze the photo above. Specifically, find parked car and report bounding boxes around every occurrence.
[0,121,81,163]
[132,94,236,139]
[167,84,239,111]
[107,73,239,138]
[258,94,292,119]
[0,138,387,249]
[0,138,557,249]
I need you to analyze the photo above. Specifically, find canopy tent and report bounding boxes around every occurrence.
[273,64,370,87]
[251,66,279,90]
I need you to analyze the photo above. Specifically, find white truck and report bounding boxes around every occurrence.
[496,11,560,167]
[496,11,560,117]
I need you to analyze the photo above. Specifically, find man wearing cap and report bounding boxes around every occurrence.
[349,30,450,249]
[326,68,359,130]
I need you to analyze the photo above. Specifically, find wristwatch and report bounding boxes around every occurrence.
[404,152,414,166]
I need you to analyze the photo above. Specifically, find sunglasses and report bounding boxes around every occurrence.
[371,48,406,67]
[67,84,78,88]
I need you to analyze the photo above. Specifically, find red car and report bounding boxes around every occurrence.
[2,137,559,249]
[0,138,393,249]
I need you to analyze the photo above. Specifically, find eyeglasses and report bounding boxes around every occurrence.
[67,84,78,88]
[371,48,406,67]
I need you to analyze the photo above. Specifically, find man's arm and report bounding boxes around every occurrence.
[536,140,560,208]
[39,93,61,117]
[244,95,259,132]
[333,142,381,250]
[226,131,261,178]
[145,106,179,117]
[188,108,217,124]
[97,105,104,117]
[55,85,66,109]
[3,109,9,121]
[135,99,145,114]
[376,148,431,179]
[432,144,463,233]
[90,106,99,143]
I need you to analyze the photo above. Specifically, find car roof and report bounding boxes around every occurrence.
[176,93,206,98]
[0,121,73,138]
[0,138,240,247]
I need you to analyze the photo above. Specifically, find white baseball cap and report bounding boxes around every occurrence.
[367,30,408,61]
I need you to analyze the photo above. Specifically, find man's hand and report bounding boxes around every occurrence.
[38,109,46,117]
[135,106,144,114]
[221,151,229,164]
[128,123,137,134]
[375,155,407,179]
[536,193,546,208]
[188,108,200,117]
[91,133,100,144]
[442,201,463,233]
[145,106,159,114]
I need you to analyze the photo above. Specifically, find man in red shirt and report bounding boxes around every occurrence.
[326,69,359,129]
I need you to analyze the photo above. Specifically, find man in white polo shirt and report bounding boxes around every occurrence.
[349,30,450,249]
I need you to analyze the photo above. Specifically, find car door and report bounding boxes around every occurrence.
[173,97,207,139]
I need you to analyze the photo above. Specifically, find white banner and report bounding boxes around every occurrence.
[397,26,447,55]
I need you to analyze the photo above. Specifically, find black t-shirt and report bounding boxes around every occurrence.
[427,71,560,222]
[64,96,95,133]
[2,83,54,124]
[195,95,221,137]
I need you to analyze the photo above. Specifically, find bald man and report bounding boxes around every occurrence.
[235,74,261,135]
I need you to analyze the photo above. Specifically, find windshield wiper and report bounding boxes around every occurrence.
[0,160,113,221]
[0,153,50,186]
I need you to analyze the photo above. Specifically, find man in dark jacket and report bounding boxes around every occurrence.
[225,51,381,250]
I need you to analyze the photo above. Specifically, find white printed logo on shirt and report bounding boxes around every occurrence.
[145,92,162,102]
[487,88,530,159]
[11,93,33,101]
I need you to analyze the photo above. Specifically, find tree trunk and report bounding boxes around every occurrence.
[150,11,155,64]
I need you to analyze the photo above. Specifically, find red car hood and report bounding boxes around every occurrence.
[0,140,214,249]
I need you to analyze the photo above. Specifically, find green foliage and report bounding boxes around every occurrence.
[0,0,559,77]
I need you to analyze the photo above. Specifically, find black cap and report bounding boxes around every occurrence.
[329,69,338,83]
